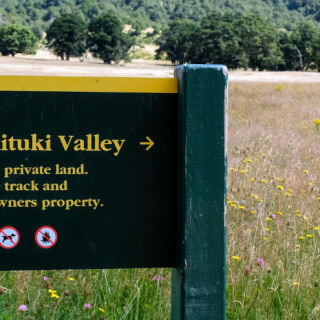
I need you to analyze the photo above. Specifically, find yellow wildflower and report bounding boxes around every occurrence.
[227,200,233,204]
[230,168,235,171]
[307,234,312,238]
[247,229,251,232]
[251,210,256,214]
[314,119,320,126]
[296,244,300,248]
[275,85,283,90]
[314,226,320,230]
[262,153,266,157]
[297,214,302,217]
[51,293,60,299]
[299,236,305,240]
[231,204,237,207]
[317,307,320,312]
[240,170,247,173]
[296,210,300,213]
[285,192,291,196]
[238,205,245,209]
[317,197,320,201]
[232,256,240,261]
[242,160,247,163]
[247,159,252,162]
[264,237,269,240]
[277,211,282,215]
[308,182,312,186]
[261,179,268,183]
[250,178,255,182]
[304,170,309,174]
[276,177,282,181]
[277,185,284,190]
[293,282,300,286]
[68,277,75,281]
[265,228,270,231]
[48,289,57,293]
[267,218,272,221]
[99,308,105,313]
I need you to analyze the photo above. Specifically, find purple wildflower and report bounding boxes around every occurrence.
[43,276,49,281]
[84,303,91,309]
[18,304,28,311]
[292,260,297,264]
[152,276,165,281]
[245,265,250,276]
[257,257,265,267]
[272,214,276,219]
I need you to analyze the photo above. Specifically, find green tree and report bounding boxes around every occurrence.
[156,19,198,65]
[198,14,243,69]
[87,13,132,64]
[0,24,38,56]
[46,14,87,60]
[236,15,283,71]
[278,30,300,71]
[312,31,320,71]
[291,21,320,70]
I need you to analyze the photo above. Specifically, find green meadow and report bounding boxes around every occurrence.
[1,81,320,319]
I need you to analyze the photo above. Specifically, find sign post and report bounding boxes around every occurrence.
[0,65,227,319]
[172,65,228,320]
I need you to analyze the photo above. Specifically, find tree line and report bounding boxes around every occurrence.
[0,13,132,63]
[1,0,320,38]
[156,14,320,71]
[1,12,320,71]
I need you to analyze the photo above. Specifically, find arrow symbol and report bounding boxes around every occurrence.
[140,136,154,151]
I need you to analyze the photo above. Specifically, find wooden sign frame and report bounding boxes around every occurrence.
[0,65,227,319]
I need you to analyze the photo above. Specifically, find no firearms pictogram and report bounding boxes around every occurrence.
[35,226,58,249]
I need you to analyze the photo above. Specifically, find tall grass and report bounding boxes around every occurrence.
[0,269,171,319]
[1,82,320,319]
[227,82,320,320]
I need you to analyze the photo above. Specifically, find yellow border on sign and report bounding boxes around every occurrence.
[0,76,178,93]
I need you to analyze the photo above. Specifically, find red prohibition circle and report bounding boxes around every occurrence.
[35,226,58,249]
[0,226,20,249]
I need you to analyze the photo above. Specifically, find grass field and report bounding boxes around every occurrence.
[227,82,320,320]
[1,80,320,319]
[0,268,171,319]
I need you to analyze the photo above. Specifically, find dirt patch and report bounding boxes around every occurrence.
[229,70,320,83]
[0,56,174,78]
[0,55,320,82]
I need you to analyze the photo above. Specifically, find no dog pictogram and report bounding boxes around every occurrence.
[0,226,20,249]
[35,226,58,249]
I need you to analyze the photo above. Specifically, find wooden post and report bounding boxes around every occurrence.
[172,65,228,320]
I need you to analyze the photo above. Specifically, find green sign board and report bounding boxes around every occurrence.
[0,65,227,319]
[0,77,177,270]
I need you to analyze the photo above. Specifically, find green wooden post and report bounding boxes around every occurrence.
[172,65,228,320]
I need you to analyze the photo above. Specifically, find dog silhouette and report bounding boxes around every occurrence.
[2,233,16,243]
